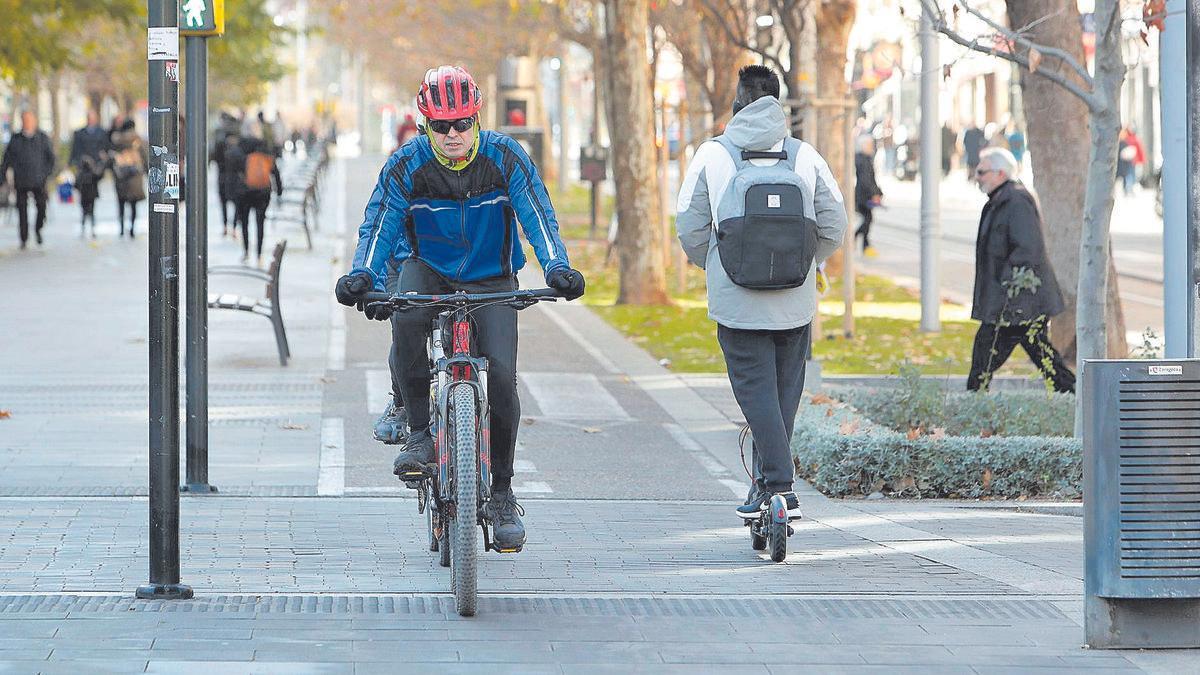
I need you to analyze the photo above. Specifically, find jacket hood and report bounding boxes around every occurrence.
[723,97,787,151]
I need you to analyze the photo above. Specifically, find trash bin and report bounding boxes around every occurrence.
[1084,359,1200,648]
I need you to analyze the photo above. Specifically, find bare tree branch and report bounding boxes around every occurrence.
[957,0,1093,86]
[917,0,1101,111]
[697,0,788,73]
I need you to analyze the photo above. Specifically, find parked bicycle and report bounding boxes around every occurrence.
[362,288,562,616]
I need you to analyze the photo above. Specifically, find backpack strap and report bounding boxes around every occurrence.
[741,150,788,161]
[715,134,793,168]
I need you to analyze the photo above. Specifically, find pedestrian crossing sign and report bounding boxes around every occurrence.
[179,0,225,36]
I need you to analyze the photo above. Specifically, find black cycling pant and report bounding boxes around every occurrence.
[390,260,520,491]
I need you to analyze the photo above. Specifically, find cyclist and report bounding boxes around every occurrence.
[675,65,846,522]
[335,65,585,551]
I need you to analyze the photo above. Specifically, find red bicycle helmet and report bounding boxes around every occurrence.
[416,66,483,120]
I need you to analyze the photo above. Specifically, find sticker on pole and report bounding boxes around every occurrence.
[148,27,179,61]
[1149,365,1183,376]
[164,162,181,200]
[153,203,176,214]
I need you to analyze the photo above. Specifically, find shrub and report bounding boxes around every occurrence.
[836,364,1075,438]
[792,397,1081,499]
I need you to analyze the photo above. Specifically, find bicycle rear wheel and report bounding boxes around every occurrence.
[450,383,479,617]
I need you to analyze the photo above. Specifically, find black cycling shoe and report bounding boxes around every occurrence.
[392,428,435,477]
[485,488,526,551]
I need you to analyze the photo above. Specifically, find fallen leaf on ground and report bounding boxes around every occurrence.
[582,427,602,434]
[929,427,947,440]
[980,428,994,438]
[811,393,835,406]
[982,468,994,489]
[906,427,921,441]
[839,420,860,435]
[0,410,10,419]
[279,422,309,431]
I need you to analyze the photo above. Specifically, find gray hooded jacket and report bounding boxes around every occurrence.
[675,97,847,330]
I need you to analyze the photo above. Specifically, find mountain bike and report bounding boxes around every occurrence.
[363,288,561,616]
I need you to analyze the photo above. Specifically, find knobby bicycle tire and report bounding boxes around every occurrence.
[450,383,479,616]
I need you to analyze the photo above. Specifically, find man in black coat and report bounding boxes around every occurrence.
[968,147,1075,393]
[69,110,110,237]
[0,111,56,249]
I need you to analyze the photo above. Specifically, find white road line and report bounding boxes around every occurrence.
[663,422,745,498]
[366,369,391,414]
[520,372,630,420]
[513,459,537,474]
[535,303,622,374]
[318,417,345,496]
[512,481,553,494]
[327,238,347,371]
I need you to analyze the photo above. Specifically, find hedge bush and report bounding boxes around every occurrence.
[791,397,1081,499]
[834,365,1075,438]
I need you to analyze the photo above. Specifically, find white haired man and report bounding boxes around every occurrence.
[968,147,1075,392]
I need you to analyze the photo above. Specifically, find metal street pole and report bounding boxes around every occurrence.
[183,35,216,494]
[138,0,192,601]
[558,52,569,195]
[919,2,942,333]
[1188,0,1200,356]
[1163,0,1189,356]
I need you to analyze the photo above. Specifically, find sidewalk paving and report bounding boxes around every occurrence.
[0,155,1194,673]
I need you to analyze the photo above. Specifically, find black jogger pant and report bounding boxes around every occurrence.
[390,260,521,491]
[15,187,47,244]
[855,207,873,250]
[717,323,810,493]
[236,191,271,258]
[117,199,138,236]
[967,317,1076,393]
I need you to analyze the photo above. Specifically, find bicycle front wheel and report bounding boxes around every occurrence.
[450,383,479,617]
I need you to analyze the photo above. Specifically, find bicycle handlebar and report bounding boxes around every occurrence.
[361,287,562,309]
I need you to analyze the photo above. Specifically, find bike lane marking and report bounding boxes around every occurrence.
[519,372,630,420]
[365,369,390,413]
[663,422,744,499]
[318,417,345,496]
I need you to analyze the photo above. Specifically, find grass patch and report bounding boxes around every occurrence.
[548,184,615,241]
[554,210,1034,377]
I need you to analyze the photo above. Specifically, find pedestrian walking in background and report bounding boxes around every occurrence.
[69,110,110,238]
[854,136,883,258]
[1005,121,1025,170]
[394,113,419,153]
[1116,126,1146,196]
[109,118,147,238]
[941,123,958,176]
[962,123,986,177]
[211,129,243,237]
[676,64,846,522]
[967,148,1075,393]
[234,135,282,265]
[0,111,56,249]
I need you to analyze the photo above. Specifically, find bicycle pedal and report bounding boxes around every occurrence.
[494,546,523,554]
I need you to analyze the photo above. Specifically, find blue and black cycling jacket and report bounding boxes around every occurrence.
[351,130,569,288]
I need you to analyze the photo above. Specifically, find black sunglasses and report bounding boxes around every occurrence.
[428,117,475,134]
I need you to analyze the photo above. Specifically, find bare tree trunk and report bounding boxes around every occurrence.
[48,73,62,144]
[1006,0,1127,362]
[1077,1,1126,369]
[604,0,670,305]
[813,0,856,276]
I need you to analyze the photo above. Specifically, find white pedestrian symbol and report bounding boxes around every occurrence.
[182,0,207,27]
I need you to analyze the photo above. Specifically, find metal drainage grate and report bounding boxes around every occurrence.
[0,595,1067,620]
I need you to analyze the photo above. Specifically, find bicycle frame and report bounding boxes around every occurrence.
[428,307,492,505]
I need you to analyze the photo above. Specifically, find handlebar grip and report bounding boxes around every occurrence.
[361,292,393,303]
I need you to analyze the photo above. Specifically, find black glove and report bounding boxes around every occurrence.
[547,267,586,301]
[334,271,372,306]
[362,300,393,322]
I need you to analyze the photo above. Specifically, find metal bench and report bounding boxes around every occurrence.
[207,240,290,366]
[268,151,326,251]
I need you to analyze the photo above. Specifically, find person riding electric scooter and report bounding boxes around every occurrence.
[334,65,585,550]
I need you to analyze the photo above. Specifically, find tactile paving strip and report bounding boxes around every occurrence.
[0,594,1068,620]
